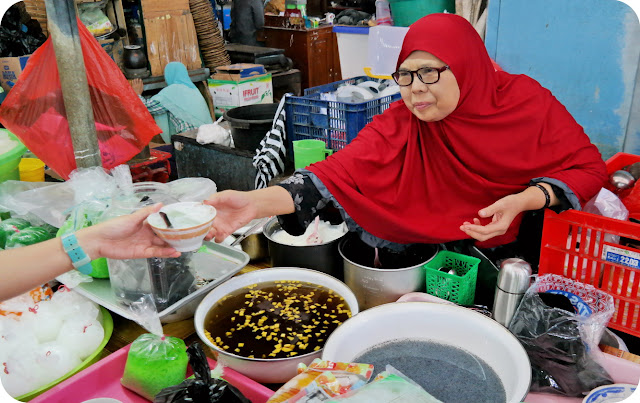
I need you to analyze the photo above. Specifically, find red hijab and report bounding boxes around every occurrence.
[308,14,606,248]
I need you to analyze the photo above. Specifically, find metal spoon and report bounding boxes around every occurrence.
[610,170,636,190]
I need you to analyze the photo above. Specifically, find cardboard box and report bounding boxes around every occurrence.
[0,55,31,93]
[98,38,124,70]
[208,73,273,117]
[213,63,267,81]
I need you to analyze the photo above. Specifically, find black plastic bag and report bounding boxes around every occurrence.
[0,4,46,57]
[509,274,614,396]
[154,342,251,403]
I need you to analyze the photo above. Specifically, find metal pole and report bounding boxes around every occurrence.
[44,0,102,169]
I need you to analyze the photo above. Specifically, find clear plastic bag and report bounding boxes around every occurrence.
[78,0,114,37]
[509,274,615,396]
[326,366,441,403]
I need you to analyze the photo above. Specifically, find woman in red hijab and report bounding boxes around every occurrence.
[205,14,606,266]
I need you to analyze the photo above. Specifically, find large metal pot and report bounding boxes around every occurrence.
[339,235,439,310]
[263,217,347,280]
[194,267,359,383]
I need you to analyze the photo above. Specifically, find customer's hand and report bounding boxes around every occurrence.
[204,190,258,243]
[79,203,181,260]
[130,78,144,95]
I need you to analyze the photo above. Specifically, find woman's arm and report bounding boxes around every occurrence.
[0,204,179,302]
[204,186,295,242]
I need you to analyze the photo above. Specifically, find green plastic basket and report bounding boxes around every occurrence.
[424,251,479,305]
[388,0,455,27]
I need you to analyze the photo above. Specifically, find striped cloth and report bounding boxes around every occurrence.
[253,95,290,189]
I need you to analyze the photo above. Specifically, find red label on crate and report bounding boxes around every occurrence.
[602,243,640,269]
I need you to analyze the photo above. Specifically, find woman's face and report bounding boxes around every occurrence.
[398,51,460,122]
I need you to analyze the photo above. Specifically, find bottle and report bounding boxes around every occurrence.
[492,258,532,327]
[375,0,393,26]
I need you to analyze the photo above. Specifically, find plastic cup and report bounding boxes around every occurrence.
[293,140,333,170]
[19,157,45,182]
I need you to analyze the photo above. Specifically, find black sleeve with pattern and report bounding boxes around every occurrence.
[276,173,343,236]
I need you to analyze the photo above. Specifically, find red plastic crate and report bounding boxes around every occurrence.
[129,148,171,183]
[539,152,640,337]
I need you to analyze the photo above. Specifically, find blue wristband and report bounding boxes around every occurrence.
[61,233,93,275]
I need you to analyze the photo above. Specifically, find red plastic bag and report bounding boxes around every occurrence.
[0,18,160,179]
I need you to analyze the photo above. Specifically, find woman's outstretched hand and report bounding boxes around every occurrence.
[204,190,258,243]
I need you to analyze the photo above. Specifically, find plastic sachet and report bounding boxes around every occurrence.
[325,366,442,403]
[120,296,189,400]
[508,274,615,396]
[120,333,189,400]
[268,359,374,403]
[154,342,251,403]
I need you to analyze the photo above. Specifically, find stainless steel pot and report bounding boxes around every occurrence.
[239,233,268,260]
[339,236,439,310]
[263,217,347,280]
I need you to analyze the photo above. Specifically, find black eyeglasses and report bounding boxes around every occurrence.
[392,65,450,86]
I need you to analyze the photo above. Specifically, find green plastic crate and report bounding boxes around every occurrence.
[424,251,479,305]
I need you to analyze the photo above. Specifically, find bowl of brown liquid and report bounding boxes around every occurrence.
[194,267,359,383]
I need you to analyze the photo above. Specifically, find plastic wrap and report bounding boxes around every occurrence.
[120,333,189,400]
[0,18,160,180]
[509,274,615,396]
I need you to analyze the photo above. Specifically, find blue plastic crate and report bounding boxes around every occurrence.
[285,76,401,152]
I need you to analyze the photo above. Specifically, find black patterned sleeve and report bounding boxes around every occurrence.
[275,172,343,236]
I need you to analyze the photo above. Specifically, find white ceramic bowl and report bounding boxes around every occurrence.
[147,202,216,252]
[194,267,359,383]
[583,383,638,403]
[321,302,531,403]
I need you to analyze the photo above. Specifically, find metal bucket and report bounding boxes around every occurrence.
[263,217,347,280]
[339,235,439,310]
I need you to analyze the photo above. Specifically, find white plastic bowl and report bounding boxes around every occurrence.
[147,202,216,252]
[194,267,359,383]
[321,302,531,403]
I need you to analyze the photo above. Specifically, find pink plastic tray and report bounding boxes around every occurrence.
[30,344,275,403]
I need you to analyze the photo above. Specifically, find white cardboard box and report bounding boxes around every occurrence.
[208,73,273,117]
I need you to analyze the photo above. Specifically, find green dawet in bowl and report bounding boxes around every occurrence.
[15,307,114,402]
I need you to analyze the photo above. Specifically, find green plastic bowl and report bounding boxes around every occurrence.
[15,307,114,402]
[0,129,27,183]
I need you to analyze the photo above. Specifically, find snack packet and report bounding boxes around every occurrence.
[268,359,374,403]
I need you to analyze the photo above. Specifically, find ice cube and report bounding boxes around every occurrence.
[0,349,46,397]
[34,342,82,385]
[21,302,64,343]
[57,318,104,360]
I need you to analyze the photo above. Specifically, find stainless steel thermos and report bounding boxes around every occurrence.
[492,258,533,327]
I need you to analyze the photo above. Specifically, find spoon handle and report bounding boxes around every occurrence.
[159,212,173,228]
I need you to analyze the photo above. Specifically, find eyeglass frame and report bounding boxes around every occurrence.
[392,65,450,86]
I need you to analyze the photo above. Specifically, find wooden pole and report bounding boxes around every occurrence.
[44,0,102,169]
